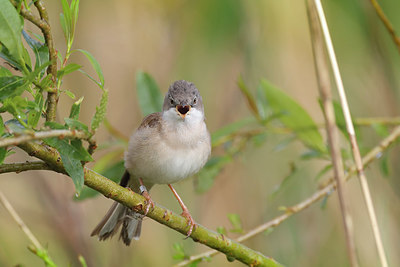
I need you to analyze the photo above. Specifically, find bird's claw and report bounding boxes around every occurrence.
[141,190,155,216]
[181,209,197,238]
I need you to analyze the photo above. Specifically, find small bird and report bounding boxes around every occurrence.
[91,80,211,245]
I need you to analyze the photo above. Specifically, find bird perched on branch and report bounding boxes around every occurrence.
[91,80,211,245]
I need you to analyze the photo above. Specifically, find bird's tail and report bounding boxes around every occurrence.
[91,171,145,246]
[90,201,144,246]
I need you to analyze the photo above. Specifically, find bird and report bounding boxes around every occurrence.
[91,80,211,245]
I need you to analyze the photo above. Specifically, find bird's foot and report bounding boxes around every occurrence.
[181,208,197,238]
[141,190,155,216]
[139,178,154,216]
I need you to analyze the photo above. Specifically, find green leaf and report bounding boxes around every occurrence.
[60,13,68,43]
[136,71,163,116]
[379,152,390,177]
[44,137,85,193]
[331,100,361,140]
[172,243,186,260]
[4,118,26,133]
[91,89,108,133]
[45,121,68,130]
[64,117,89,134]
[2,96,28,127]
[0,44,24,71]
[27,92,43,128]
[70,0,80,41]
[0,66,12,77]
[270,162,297,199]
[238,77,260,119]
[372,123,389,137]
[195,156,231,193]
[260,79,327,153]
[0,147,6,164]
[74,160,125,201]
[0,76,26,101]
[60,0,72,42]
[70,139,93,162]
[256,80,270,120]
[69,96,84,119]
[76,49,104,89]
[25,61,51,83]
[64,90,76,99]
[211,117,257,146]
[78,255,87,267]
[0,0,25,68]
[0,116,4,135]
[315,164,332,181]
[216,226,227,235]
[22,30,49,77]
[57,63,81,78]
[227,213,243,233]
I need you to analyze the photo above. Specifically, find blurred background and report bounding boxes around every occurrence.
[1,0,400,266]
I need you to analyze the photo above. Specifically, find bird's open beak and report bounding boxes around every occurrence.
[176,105,191,119]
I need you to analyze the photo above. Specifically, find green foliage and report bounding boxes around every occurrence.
[78,255,87,267]
[0,0,26,71]
[270,162,298,198]
[28,245,57,267]
[172,243,187,260]
[69,96,84,119]
[57,63,81,78]
[91,89,108,134]
[211,117,257,146]
[216,226,227,235]
[227,213,244,233]
[44,136,92,194]
[75,160,125,201]
[76,49,104,90]
[22,30,48,77]
[60,0,80,52]
[195,156,232,193]
[136,71,163,116]
[259,80,327,153]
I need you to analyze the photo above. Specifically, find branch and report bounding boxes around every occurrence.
[0,129,89,148]
[177,125,400,266]
[0,161,50,174]
[369,0,400,54]
[33,0,58,122]
[17,141,282,267]
[10,0,47,29]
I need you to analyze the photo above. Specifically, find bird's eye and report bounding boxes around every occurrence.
[193,98,197,104]
[170,99,174,105]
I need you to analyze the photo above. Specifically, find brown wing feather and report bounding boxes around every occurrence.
[138,112,162,130]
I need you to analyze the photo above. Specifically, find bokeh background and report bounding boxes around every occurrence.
[1,0,400,266]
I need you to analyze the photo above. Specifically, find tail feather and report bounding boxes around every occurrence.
[119,210,144,245]
[91,202,143,245]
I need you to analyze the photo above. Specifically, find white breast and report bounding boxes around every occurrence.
[125,108,211,185]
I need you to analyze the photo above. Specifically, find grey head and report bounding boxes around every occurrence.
[163,80,204,116]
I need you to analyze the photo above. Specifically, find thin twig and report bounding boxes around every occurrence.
[176,125,400,266]
[10,0,47,29]
[33,0,58,122]
[369,0,400,53]
[0,191,43,250]
[0,161,51,174]
[0,129,89,148]
[307,1,358,266]
[312,1,388,266]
